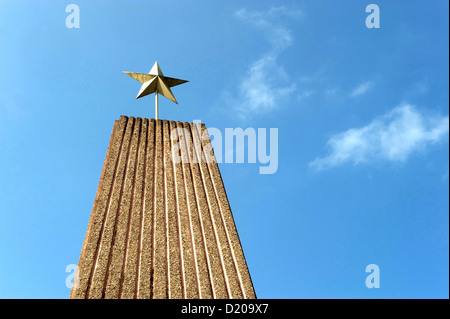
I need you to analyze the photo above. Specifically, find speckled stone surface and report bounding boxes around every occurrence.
[70,117,256,299]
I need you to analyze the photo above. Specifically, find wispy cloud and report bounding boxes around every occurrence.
[443,170,449,182]
[297,90,314,101]
[310,104,449,171]
[326,87,340,97]
[350,80,374,97]
[234,7,303,51]
[228,6,303,119]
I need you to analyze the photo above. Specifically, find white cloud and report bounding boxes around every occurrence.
[350,81,374,97]
[229,7,302,119]
[326,87,340,97]
[297,90,314,101]
[235,54,296,115]
[234,8,296,51]
[310,104,449,171]
[443,170,449,181]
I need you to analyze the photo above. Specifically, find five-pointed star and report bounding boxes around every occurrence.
[123,61,188,103]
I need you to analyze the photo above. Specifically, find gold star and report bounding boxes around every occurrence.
[123,61,188,119]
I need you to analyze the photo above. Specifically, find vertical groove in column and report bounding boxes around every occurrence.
[153,119,167,299]
[163,121,170,298]
[87,117,134,299]
[120,118,145,299]
[163,120,171,298]
[189,123,231,298]
[138,119,156,299]
[135,119,149,298]
[149,119,158,299]
[184,122,228,298]
[197,123,247,298]
[104,118,138,299]
[182,122,216,298]
[71,117,126,299]
[163,120,184,298]
[191,123,244,299]
[177,122,213,298]
[170,121,187,299]
[198,124,257,299]
[171,121,200,299]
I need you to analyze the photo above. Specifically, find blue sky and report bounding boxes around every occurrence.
[0,0,448,298]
